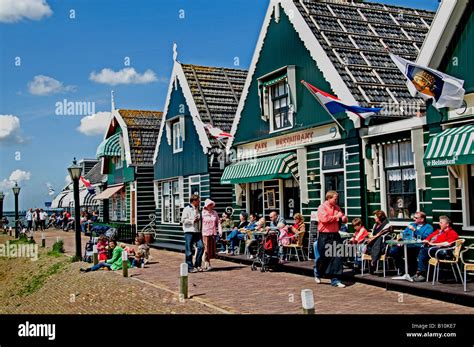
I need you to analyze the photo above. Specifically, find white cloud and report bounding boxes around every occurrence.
[0,0,52,23]
[77,111,112,136]
[0,115,23,143]
[89,67,158,86]
[0,169,31,191]
[28,75,76,96]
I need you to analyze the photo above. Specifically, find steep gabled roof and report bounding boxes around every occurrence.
[153,59,248,161]
[295,0,434,109]
[181,64,247,147]
[227,0,435,152]
[118,109,163,166]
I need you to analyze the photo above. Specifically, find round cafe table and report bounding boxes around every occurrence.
[385,239,424,282]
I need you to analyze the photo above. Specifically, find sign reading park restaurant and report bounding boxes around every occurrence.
[236,124,340,160]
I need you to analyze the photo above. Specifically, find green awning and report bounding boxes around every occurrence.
[221,152,298,185]
[261,74,287,87]
[96,132,122,158]
[424,125,474,167]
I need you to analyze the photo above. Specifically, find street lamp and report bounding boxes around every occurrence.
[68,158,83,260]
[12,183,20,238]
[0,191,4,231]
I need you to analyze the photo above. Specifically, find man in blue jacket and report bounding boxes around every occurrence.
[388,211,433,275]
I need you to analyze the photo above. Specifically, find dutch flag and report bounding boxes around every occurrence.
[204,124,233,140]
[80,176,95,194]
[301,80,382,119]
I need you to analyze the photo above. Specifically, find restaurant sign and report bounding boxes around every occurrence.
[237,124,339,160]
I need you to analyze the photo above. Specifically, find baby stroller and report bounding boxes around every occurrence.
[83,237,99,263]
[251,231,279,272]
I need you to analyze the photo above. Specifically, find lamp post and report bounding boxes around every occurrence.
[0,191,4,231]
[68,158,83,260]
[12,183,20,238]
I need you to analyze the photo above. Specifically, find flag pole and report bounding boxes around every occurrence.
[301,80,346,134]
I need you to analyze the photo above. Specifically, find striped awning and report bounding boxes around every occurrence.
[70,189,97,207]
[96,132,122,158]
[51,192,68,209]
[221,153,299,185]
[58,191,73,208]
[424,125,474,167]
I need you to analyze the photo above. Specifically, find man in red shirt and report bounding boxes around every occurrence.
[413,215,459,282]
[315,191,348,288]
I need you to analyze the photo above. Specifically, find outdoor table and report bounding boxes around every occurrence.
[339,231,354,239]
[385,239,423,282]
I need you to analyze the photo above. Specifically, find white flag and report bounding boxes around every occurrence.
[389,52,465,110]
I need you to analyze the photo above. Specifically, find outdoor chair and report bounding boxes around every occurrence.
[460,244,474,292]
[426,239,465,285]
[361,233,398,277]
[284,231,306,261]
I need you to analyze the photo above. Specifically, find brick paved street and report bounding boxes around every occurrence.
[4,229,464,314]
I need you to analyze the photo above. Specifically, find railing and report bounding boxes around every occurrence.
[93,222,136,243]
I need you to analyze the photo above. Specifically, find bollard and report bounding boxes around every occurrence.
[56,236,60,243]
[301,289,315,314]
[93,245,98,265]
[122,251,128,277]
[179,263,188,300]
[9,227,12,236]
[41,233,45,248]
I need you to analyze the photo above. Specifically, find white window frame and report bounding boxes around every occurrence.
[461,165,474,230]
[173,120,184,153]
[320,144,347,215]
[380,140,417,224]
[188,175,200,197]
[257,66,297,134]
[161,179,181,225]
[269,80,293,134]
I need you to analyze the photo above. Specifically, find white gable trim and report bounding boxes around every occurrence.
[175,63,212,153]
[226,0,277,153]
[417,0,467,68]
[102,110,132,167]
[226,0,361,153]
[153,62,179,165]
[152,61,211,165]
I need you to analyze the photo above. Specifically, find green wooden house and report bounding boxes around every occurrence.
[94,109,163,235]
[152,52,248,250]
[223,0,434,237]
[415,0,474,243]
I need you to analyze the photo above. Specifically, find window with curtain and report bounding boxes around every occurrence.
[162,180,180,223]
[271,80,292,132]
[384,141,416,220]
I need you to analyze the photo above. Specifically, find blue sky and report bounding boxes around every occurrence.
[0,0,439,211]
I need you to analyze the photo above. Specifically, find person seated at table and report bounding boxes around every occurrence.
[290,213,305,244]
[365,210,392,274]
[220,212,234,230]
[266,211,287,233]
[246,216,266,257]
[413,215,458,282]
[348,218,369,244]
[217,212,235,252]
[388,211,433,276]
[223,212,249,255]
[80,240,131,272]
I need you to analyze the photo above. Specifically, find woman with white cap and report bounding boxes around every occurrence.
[202,199,222,271]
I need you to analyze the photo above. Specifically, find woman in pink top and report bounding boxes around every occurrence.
[315,191,348,288]
[201,199,222,271]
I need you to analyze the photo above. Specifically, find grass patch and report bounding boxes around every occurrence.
[47,240,65,257]
[17,260,68,297]
[9,235,36,245]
